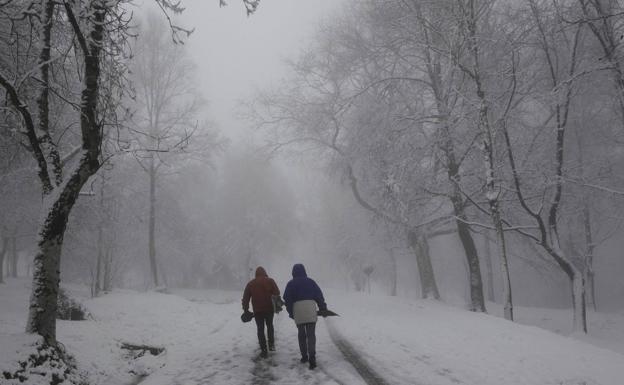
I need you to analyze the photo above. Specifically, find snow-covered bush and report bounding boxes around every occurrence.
[56,288,88,321]
[1,336,87,385]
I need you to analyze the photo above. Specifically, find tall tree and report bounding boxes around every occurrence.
[128,12,204,287]
[450,0,513,318]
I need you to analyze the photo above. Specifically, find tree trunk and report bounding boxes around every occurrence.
[492,205,513,320]
[407,230,440,300]
[449,181,486,312]
[388,247,398,296]
[0,237,6,283]
[26,155,99,343]
[446,140,486,312]
[575,124,597,312]
[4,238,11,278]
[94,227,102,297]
[27,229,63,343]
[581,201,596,311]
[546,242,588,333]
[455,216,487,312]
[10,235,17,278]
[94,173,107,297]
[482,235,495,302]
[571,270,588,333]
[103,247,112,292]
[587,266,596,312]
[148,155,159,287]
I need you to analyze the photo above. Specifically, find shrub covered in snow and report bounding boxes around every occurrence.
[1,335,87,385]
[56,288,87,321]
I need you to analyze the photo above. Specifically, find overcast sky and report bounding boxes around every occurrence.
[173,0,344,141]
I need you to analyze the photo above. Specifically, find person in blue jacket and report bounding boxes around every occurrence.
[283,263,327,370]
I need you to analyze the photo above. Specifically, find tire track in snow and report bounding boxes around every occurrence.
[208,319,229,335]
[317,365,349,385]
[325,319,392,385]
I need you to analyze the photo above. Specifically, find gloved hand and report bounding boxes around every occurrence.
[241,310,254,323]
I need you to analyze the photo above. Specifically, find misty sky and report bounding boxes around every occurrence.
[175,0,344,141]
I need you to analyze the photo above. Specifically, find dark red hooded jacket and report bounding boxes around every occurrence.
[242,267,280,314]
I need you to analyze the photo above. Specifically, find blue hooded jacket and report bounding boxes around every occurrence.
[283,264,327,318]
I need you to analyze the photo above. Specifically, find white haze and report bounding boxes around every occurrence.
[180,0,342,141]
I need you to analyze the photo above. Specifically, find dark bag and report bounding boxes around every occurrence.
[241,310,254,323]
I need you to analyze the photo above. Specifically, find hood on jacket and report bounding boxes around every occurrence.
[292,263,307,278]
[255,266,268,278]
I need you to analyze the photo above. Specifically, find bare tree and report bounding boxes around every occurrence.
[128,12,208,287]
[405,0,490,312]
[477,0,592,332]
[448,0,514,319]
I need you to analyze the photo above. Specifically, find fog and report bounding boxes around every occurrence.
[3,0,624,383]
[3,0,624,315]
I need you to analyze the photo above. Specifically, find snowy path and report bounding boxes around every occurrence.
[141,291,370,385]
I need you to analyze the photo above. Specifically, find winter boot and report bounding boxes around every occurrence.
[308,356,316,370]
[300,355,308,363]
[268,342,275,352]
[259,341,268,358]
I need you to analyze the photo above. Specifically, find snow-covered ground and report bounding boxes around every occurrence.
[487,301,624,356]
[2,277,624,385]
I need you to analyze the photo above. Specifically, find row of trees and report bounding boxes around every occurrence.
[249,0,624,333]
[0,0,258,346]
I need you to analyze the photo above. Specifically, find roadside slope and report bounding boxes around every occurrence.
[327,291,624,385]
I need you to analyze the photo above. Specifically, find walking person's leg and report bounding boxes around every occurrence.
[297,324,308,362]
[254,313,268,357]
[266,312,275,351]
[306,323,317,369]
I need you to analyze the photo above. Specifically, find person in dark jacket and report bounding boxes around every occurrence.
[242,266,280,358]
[283,263,327,370]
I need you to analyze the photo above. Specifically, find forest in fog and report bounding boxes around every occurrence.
[2,1,624,382]
[244,0,624,334]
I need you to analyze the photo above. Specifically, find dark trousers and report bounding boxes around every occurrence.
[297,322,316,359]
[254,312,274,351]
